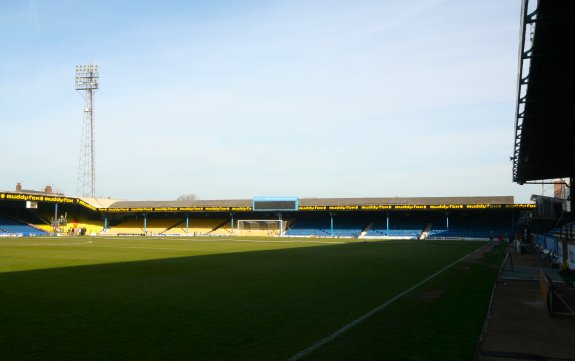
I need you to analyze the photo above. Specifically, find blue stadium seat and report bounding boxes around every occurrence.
[0,216,48,236]
[426,214,509,240]
[286,220,365,238]
[365,218,425,239]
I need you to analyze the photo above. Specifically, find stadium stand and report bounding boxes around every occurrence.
[426,213,510,240]
[6,209,103,236]
[285,220,330,237]
[0,191,531,240]
[285,219,366,238]
[142,218,183,235]
[211,218,295,237]
[97,216,233,236]
[105,218,147,235]
[365,216,426,239]
[176,218,229,236]
[236,221,281,237]
[71,219,104,235]
[0,215,48,236]
[105,217,231,236]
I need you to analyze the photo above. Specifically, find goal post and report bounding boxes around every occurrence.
[237,220,287,237]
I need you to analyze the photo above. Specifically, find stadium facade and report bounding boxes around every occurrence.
[0,186,534,241]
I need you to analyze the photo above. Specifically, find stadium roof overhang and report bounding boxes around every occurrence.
[512,0,575,184]
[0,192,529,213]
[106,196,517,211]
[98,196,535,213]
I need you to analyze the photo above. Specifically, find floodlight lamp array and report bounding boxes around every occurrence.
[75,64,99,90]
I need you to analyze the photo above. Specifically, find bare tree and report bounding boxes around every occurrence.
[177,193,197,202]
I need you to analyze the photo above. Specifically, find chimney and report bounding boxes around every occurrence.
[16,183,22,192]
[45,185,53,194]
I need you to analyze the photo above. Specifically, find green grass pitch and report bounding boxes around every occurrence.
[0,237,502,360]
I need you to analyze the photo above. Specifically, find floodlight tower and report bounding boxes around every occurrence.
[75,64,99,197]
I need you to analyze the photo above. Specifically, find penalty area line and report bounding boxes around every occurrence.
[285,246,484,361]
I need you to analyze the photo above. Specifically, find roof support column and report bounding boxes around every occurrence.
[278,213,283,237]
[53,203,59,233]
[570,177,574,214]
[330,213,334,238]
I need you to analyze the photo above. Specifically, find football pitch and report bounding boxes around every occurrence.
[0,237,502,360]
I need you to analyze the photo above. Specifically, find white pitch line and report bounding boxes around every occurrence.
[285,246,483,361]
[87,245,214,252]
[0,241,93,247]
[32,236,347,245]
[226,239,346,245]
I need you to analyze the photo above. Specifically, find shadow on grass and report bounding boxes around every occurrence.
[0,240,481,361]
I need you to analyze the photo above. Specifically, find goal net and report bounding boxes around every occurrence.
[237,220,286,237]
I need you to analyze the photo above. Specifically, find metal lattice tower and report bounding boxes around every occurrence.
[75,64,99,197]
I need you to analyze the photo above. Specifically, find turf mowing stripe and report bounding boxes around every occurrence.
[285,246,484,361]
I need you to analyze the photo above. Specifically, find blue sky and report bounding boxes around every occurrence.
[0,0,544,201]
